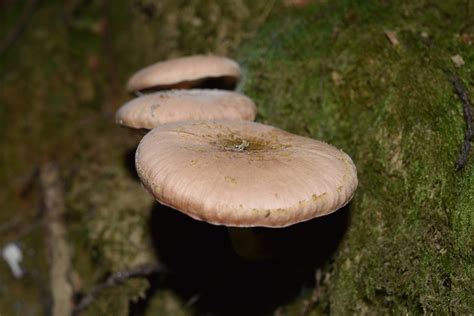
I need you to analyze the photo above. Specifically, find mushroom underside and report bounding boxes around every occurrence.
[133,76,238,95]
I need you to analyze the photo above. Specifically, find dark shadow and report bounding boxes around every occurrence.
[133,202,351,316]
[123,146,140,181]
[135,76,239,94]
[190,76,238,90]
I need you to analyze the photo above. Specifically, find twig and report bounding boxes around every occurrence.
[41,162,74,316]
[446,73,474,170]
[185,293,201,307]
[72,263,165,315]
[0,0,40,58]
[300,269,323,316]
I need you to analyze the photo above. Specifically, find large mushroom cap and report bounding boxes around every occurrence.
[136,121,358,228]
[126,55,241,93]
[116,89,256,130]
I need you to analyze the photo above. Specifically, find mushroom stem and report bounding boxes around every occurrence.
[226,227,273,261]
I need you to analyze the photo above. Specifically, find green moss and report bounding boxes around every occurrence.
[237,0,473,314]
[2,0,472,314]
[144,290,192,316]
[82,278,150,316]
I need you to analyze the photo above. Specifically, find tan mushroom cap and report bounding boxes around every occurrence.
[116,89,256,130]
[126,55,241,92]
[136,120,358,228]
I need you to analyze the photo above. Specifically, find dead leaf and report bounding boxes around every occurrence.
[384,30,399,46]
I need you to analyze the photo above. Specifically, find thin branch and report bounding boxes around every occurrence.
[0,0,41,58]
[41,162,74,316]
[446,72,474,170]
[72,263,166,316]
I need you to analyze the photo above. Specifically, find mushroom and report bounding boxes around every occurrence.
[116,89,256,130]
[135,120,358,258]
[126,55,241,94]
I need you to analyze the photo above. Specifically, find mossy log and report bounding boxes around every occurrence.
[0,0,472,315]
[237,1,473,314]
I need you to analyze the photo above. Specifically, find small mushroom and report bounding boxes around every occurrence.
[116,89,256,130]
[126,55,241,93]
[136,120,357,228]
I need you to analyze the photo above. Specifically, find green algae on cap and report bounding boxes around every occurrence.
[135,120,358,227]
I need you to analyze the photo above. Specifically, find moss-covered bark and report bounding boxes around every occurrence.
[0,0,472,315]
[236,0,473,314]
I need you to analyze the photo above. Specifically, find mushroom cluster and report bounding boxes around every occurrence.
[117,54,358,258]
[117,55,253,130]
